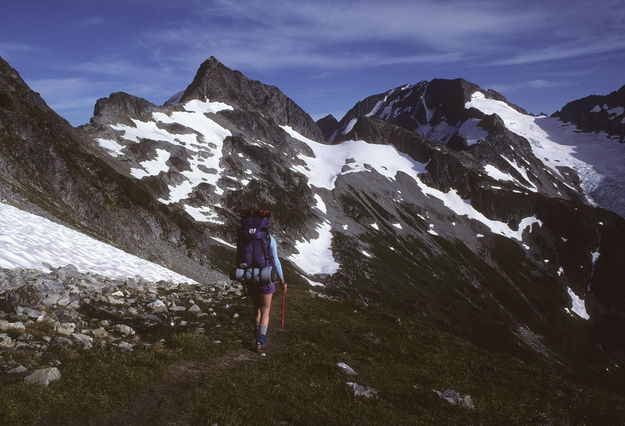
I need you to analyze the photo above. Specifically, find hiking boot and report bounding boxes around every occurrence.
[255,333,267,351]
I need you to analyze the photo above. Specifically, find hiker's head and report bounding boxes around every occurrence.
[240,208,271,219]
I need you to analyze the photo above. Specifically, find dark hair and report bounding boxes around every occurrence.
[240,208,271,218]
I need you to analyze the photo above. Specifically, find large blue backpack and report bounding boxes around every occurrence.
[231,212,274,284]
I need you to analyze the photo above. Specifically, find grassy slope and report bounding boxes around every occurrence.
[1,288,624,425]
[190,290,625,425]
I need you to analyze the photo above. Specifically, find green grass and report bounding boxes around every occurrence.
[190,290,625,425]
[1,289,624,425]
[0,328,241,425]
[0,349,166,425]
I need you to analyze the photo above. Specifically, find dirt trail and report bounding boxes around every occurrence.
[70,307,289,426]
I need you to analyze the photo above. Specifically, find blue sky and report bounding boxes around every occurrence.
[1,0,624,126]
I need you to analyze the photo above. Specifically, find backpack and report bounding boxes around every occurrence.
[231,212,275,284]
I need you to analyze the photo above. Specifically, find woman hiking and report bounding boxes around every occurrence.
[235,209,286,351]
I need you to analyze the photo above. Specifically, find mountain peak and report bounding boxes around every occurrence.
[179,57,323,141]
[331,77,526,146]
[316,114,339,141]
[91,92,156,126]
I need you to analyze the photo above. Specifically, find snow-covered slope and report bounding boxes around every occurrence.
[466,91,625,217]
[0,202,195,283]
[97,99,237,223]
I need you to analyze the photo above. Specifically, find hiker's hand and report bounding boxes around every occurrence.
[281,280,287,293]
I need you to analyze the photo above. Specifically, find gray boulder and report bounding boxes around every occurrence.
[346,382,378,398]
[432,389,475,409]
[24,367,61,386]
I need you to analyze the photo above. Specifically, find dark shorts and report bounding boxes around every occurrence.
[245,281,276,296]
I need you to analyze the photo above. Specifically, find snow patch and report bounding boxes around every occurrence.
[284,125,543,243]
[416,121,456,143]
[0,203,195,283]
[313,193,327,214]
[342,118,357,135]
[130,149,171,179]
[210,237,235,248]
[289,221,338,275]
[483,165,516,183]
[566,287,590,320]
[501,156,538,192]
[591,249,600,265]
[96,138,125,157]
[303,276,325,287]
[457,118,488,145]
[183,205,224,224]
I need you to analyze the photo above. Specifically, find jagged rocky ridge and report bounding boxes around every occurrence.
[554,84,625,140]
[1,55,625,376]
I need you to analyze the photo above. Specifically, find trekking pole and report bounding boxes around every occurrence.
[281,283,287,329]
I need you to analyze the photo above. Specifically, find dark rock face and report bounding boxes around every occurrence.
[553,85,625,140]
[316,114,339,141]
[179,57,324,141]
[91,92,157,126]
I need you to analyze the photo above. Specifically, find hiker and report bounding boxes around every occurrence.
[234,209,286,351]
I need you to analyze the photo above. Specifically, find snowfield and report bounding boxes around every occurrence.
[281,125,428,190]
[467,91,625,217]
[0,202,195,283]
[288,221,339,275]
[284,125,545,244]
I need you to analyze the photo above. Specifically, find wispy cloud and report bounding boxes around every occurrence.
[75,17,106,28]
[144,0,540,71]
[491,36,625,65]
[0,42,37,53]
[5,0,624,124]
[486,79,572,92]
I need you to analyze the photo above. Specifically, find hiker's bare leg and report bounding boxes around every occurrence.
[260,293,273,327]
[251,294,261,328]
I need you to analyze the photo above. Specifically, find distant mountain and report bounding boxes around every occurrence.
[176,57,323,142]
[553,84,625,140]
[331,79,526,147]
[2,54,625,377]
[333,79,625,219]
[316,114,338,140]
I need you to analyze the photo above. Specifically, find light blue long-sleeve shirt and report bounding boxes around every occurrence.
[269,236,284,281]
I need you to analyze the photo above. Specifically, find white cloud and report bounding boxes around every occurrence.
[491,36,625,65]
[487,79,571,92]
[143,0,540,70]
[0,42,37,53]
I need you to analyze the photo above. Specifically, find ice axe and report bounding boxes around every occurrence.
[281,282,287,329]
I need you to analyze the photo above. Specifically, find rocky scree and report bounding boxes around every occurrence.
[0,265,244,383]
